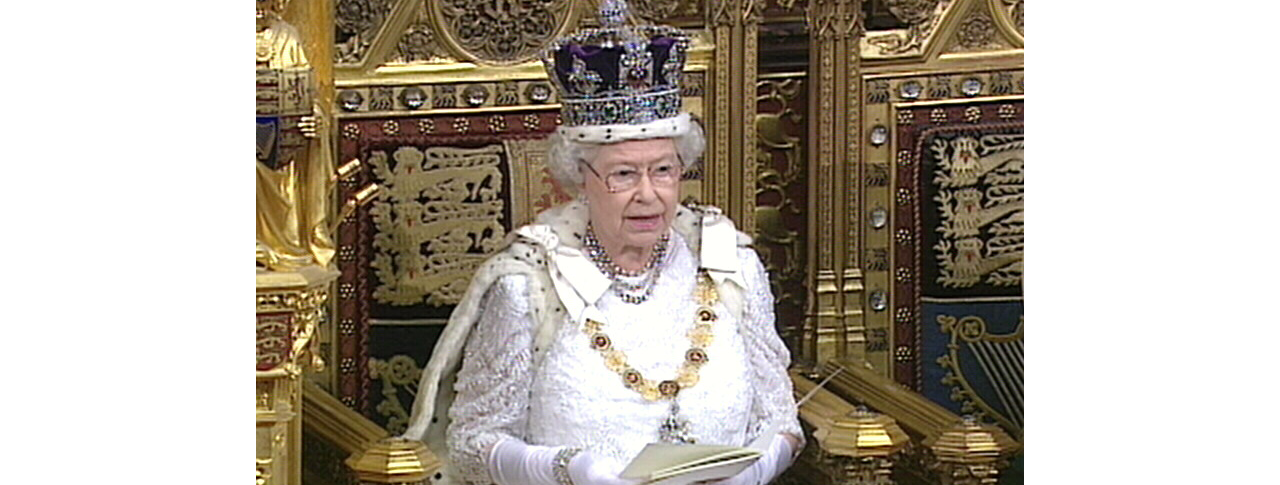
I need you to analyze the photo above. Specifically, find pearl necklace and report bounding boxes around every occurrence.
[583,225,670,304]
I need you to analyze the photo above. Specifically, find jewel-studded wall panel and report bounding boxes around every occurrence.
[891,97,1023,438]
[858,66,1023,376]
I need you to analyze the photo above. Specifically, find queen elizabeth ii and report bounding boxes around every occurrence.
[401,2,802,484]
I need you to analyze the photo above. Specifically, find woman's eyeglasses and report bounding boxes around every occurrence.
[580,159,683,193]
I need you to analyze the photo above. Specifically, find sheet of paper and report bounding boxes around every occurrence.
[620,443,763,484]
[645,456,758,485]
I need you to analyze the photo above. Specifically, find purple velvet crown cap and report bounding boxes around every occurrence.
[540,1,690,128]
[550,33,681,96]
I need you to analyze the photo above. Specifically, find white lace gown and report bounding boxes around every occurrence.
[446,232,802,484]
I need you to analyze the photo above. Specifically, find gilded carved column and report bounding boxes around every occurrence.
[256,2,342,484]
[706,0,762,234]
[258,268,338,485]
[804,0,864,366]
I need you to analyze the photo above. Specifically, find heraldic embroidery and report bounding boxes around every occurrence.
[369,145,509,306]
[929,133,1023,289]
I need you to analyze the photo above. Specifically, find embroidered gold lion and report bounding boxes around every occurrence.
[932,134,1023,288]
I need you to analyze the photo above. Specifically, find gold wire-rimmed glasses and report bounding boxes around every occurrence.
[579,158,683,193]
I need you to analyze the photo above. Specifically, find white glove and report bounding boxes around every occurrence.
[703,434,797,485]
[567,449,645,485]
[489,438,644,485]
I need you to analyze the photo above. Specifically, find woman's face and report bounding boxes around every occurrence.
[579,138,682,251]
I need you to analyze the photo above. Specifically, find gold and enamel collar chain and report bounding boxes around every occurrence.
[581,268,719,401]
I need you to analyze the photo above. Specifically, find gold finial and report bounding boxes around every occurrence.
[345,437,442,485]
[815,405,910,457]
[332,158,363,184]
[927,416,1020,464]
[330,183,383,234]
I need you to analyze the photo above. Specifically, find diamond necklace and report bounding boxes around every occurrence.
[583,225,670,304]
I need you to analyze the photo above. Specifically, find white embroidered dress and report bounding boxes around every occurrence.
[418,204,801,485]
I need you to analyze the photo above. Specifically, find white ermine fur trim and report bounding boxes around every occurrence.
[556,112,692,144]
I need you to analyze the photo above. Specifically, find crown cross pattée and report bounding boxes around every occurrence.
[568,57,603,95]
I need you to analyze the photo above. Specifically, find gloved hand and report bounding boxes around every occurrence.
[489,438,644,485]
[567,449,645,485]
[702,433,797,485]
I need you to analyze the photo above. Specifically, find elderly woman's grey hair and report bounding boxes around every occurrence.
[545,121,706,194]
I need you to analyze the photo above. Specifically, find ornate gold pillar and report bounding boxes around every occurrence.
[705,0,761,234]
[257,267,338,485]
[804,0,864,366]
